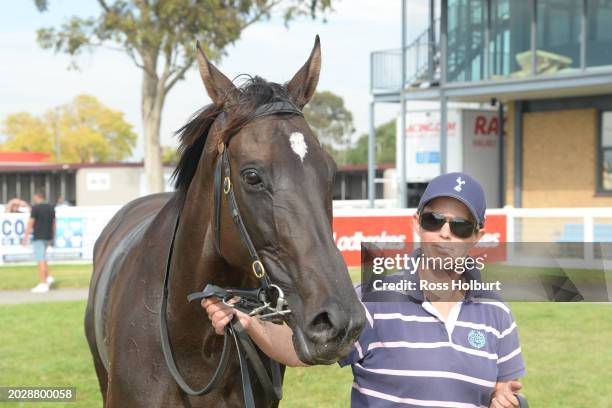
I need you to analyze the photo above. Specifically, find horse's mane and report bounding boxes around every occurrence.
[172,76,292,197]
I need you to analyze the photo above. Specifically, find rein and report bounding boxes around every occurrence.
[160,101,303,406]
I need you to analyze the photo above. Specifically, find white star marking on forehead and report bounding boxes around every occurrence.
[289,132,308,162]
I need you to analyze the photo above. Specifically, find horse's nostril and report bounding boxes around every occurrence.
[306,306,346,344]
[310,312,334,333]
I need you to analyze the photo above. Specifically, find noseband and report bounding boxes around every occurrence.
[160,101,303,406]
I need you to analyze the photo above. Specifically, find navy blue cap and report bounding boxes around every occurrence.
[417,172,486,228]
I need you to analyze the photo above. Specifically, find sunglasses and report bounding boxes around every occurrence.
[419,212,477,238]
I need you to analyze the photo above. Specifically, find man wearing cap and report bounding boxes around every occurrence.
[203,172,525,407]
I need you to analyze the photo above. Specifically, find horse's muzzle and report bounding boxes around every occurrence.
[292,302,366,365]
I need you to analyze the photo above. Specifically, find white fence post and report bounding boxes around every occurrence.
[584,214,594,262]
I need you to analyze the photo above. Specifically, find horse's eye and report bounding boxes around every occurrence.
[242,170,262,185]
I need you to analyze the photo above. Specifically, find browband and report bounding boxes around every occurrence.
[216,101,303,137]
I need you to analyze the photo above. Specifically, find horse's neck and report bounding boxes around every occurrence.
[167,160,246,316]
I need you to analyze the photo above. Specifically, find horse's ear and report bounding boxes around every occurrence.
[196,41,236,106]
[286,35,321,109]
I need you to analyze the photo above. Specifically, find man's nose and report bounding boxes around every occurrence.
[439,221,452,239]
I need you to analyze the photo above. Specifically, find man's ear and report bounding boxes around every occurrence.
[196,41,236,106]
[475,228,485,242]
[286,35,321,109]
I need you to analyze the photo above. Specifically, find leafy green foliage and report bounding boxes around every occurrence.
[35,0,334,81]
[304,91,354,164]
[162,145,179,164]
[2,113,53,153]
[346,119,396,165]
[2,95,137,163]
[34,0,335,192]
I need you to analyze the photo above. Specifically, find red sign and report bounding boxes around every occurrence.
[0,151,51,163]
[471,214,507,263]
[473,115,507,136]
[333,215,413,267]
[481,214,506,243]
[332,212,507,267]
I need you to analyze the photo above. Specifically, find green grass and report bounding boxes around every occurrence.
[0,264,93,290]
[0,265,352,292]
[511,302,612,408]
[348,267,360,283]
[0,301,100,408]
[1,301,610,407]
[482,264,611,285]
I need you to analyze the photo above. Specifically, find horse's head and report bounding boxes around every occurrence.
[190,37,366,365]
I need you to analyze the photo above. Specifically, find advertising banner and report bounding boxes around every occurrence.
[333,212,507,268]
[1,207,507,267]
[0,207,119,264]
[398,110,461,182]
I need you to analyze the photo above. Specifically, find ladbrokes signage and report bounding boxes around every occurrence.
[333,214,413,267]
[332,211,507,267]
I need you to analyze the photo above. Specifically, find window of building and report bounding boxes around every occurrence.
[445,0,612,82]
[599,111,612,191]
[536,0,581,74]
[448,0,486,82]
[587,0,612,68]
[475,0,532,80]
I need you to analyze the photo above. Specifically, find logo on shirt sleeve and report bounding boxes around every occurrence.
[468,329,486,349]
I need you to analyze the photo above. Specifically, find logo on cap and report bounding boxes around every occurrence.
[454,177,466,192]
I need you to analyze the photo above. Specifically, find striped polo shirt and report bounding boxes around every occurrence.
[339,263,526,408]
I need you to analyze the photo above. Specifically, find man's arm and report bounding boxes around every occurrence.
[203,298,308,367]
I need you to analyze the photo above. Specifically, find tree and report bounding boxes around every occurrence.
[303,90,354,164]
[34,0,333,193]
[2,113,53,153]
[2,94,137,163]
[346,119,396,165]
[162,145,179,164]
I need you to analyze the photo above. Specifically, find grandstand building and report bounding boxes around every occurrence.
[371,0,612,208]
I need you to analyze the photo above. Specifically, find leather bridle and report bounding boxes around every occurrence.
[160,101,304,406]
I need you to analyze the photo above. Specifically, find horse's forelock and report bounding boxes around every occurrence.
[219,77,292,143]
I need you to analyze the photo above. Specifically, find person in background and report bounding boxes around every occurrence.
[22,190,56,293]
[55,196,71,208]
[5,198,31,213]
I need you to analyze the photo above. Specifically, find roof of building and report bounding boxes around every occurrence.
[0,151,51,163]
[0,162,176,173]
[337,163,395,172]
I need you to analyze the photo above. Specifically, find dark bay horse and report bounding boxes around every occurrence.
[84,36,366,407]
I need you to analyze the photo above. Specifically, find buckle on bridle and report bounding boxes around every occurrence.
[223,177,231,194]
[252,260,265,278]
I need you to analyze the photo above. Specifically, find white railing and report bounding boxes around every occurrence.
[333,199,398,209]
[334,204,612,243]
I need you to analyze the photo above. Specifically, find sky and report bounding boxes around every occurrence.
[0,0,433,161]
